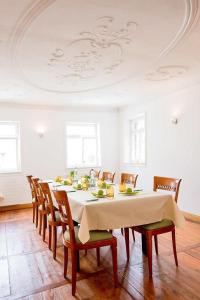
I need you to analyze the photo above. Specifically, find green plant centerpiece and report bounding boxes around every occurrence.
[97,180,107,189]
[70,170,75,179]
[81,175,90,184]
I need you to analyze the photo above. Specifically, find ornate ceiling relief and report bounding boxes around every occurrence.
[8,0,199,98]
[47,17,138,80]
[146,65,188,81]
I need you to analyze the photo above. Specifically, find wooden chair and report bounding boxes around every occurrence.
[31,178,48,241]
[53,190,118,296]
[121,173,139,252]
[102,171,115,183]
[132,176,182,277]
[39,182,62,259]
[89,168,101,179]
[121,173,138,187]
[26,175,39,226]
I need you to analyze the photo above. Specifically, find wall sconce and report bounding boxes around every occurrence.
[36,126,46,138]
[171,117,178,125]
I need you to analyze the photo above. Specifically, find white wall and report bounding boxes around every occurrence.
[0,105,119,206]
[2,83,200,216]
[119,85,200,216]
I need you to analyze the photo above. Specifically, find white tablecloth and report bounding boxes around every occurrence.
[50,184,185,244]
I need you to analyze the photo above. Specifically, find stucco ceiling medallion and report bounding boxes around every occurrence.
[8,0,200,95]
[146,65,188,81]
[47,16,138,81]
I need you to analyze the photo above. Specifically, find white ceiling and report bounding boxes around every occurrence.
[0,0,200,108]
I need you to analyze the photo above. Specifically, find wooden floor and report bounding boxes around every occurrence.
[0,209,200,300]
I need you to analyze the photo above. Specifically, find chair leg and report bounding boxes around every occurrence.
[42,214,47,242]
[52,226,57,260]
[48,224,52,250]
[146,232,153,277]
[71,250,77,296]
[124,228,130,261]
[121,228,124,235]
[154,235,158,255]
[172,228,178,266]
[35,205,39,228]
[96,248,100,266]
[131,228,135,242]
[111,244,118,287]
[39,212,42,235]
[85,249,88,255]
[64,246,68,278]
[76,250,80,272]
[32,203,35,223]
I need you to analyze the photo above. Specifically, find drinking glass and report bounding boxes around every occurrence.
[119,183,126,192]
[106,185,114,198]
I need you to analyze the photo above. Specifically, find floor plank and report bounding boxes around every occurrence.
[0,258,10,298]
[0,223,7,258]
[0,208,200,300]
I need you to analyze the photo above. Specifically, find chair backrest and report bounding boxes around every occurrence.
[121,173,138,187]
[102,171,115,183]
[53,190,76,244]
[89,169,101,179]
[26,175,33,188]
[39,182,55,221]
[153,176,182,203]
[26,175,34,198]
[31,177,40,202]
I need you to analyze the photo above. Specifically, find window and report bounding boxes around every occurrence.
[129,114,146,165]
[66,123,101,168]
[0,122,21,172]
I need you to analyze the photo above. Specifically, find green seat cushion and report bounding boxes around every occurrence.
[141,219,173,230]
[48,211,61,222]
[64,226,113,244]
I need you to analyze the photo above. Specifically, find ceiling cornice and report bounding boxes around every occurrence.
[0,101,118,113]
[159,0,200,58]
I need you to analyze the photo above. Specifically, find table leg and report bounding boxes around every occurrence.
[142,234,147,255]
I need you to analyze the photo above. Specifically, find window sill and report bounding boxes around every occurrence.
[123,162,146,167]
[0,170,22,176]
[66,165,101,170]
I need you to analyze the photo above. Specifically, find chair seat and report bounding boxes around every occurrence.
[64,226,113,244]
[48,211,61,222]
[141,219,173,230]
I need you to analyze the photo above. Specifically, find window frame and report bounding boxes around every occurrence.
[65,122,101,168]
[129,113,146,166]
[0,121,21,173]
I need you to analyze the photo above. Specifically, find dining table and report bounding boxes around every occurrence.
[49,182,185,258]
